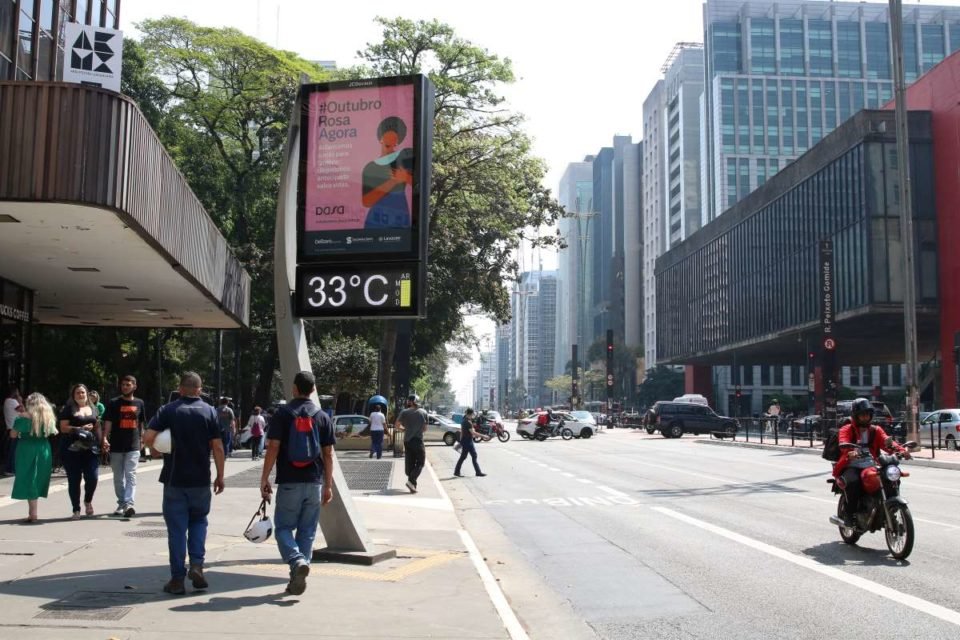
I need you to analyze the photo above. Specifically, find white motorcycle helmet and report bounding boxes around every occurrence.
[244,500,273,544]
[152,429,173,454]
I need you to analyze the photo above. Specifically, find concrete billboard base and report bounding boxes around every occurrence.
[312,546,398,566]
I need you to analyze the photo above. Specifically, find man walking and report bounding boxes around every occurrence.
[394,394,427,493]
[144,372,225,595]
[260,371,335,596]
[217,398,236,458]
[102,375,146,517]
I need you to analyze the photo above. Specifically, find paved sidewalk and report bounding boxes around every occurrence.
[0,450,515,639]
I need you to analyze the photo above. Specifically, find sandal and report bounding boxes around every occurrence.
[84,503,94,517]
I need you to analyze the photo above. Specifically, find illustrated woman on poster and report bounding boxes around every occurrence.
[361,116,414,229]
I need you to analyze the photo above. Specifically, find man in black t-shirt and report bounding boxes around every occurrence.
[103,375,146,517]
[144,372,225,596]
[260,371,335,596]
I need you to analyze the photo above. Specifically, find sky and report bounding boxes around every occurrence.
[120,0,960,406]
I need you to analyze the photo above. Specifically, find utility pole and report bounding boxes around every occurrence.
[889,0,920,443]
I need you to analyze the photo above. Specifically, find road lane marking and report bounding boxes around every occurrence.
[576,478,594,484]
[458,529,529,640]
[548,467,561,472]
[562,472,576,478]
[428,455,528,638]
[653,506,960,628]
[483,494,640,507]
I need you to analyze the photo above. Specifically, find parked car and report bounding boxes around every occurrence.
[517,411,596,439]
[836,400,894,428]
[428,413,463,446]
[649,401,738,438]
[673,394,710,406]
[332,414,371,438]
[918,409,960,450]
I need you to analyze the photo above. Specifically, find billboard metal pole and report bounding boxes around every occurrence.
[274,83,394,564]
[890,0,920,443]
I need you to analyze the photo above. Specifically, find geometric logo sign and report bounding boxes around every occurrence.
[62,23,123,94]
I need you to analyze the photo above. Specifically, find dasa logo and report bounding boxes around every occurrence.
[71,30,115,73]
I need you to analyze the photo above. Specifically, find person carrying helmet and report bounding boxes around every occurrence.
[259,371,336,596]
[833,397,910,525]
[394,394,427,493]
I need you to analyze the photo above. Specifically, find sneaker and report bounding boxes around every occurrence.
[123,507,136,518]
[405,480,417,493]
[188,564,208,590]
[112,506,125,517]
[287,560,310,595]
[476,472,487,477]
[453,472,462,477]
[162,578,186,595]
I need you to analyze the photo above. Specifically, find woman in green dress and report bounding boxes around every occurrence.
[12,393,58,522]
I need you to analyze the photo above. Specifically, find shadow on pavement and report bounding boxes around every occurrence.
[169,591,297,612]
[801,541,910,567]
[633,471,827,499]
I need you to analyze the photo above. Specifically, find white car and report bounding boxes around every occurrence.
[427,413,462,446]
[918,409,960,450]
[332,414,371,438]
[517,411,596,439]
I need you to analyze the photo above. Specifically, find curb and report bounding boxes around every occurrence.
[695,438,960,471]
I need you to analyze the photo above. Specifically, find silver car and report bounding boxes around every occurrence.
[918,409,960,450]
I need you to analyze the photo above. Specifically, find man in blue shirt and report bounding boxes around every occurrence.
[144,372,225,595]
[260,371,335,596]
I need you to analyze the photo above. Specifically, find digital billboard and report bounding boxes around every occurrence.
[297,75,432,261]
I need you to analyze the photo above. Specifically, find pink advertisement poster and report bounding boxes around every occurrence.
[304,84,415,232]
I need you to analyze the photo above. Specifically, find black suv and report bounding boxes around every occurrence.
[649,402,739,438]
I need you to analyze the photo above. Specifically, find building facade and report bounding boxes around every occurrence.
[1,0,120,81]
[555,160,595,377]
[657,110,938,415]
[702,0,960,223]
[0,0,251,392]
[642,44,705,372]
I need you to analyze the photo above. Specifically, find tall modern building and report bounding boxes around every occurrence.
[642,44,705,372]
[702,0,960,222]
[590,136,641,350]
[473,349,498,410]
[495,322,511,410]
[555,159,594,377]
[510,270,557,407]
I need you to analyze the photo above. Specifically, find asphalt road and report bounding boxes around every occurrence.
[430,427,960,640]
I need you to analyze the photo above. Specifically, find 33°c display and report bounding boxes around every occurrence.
[294,263,423,318]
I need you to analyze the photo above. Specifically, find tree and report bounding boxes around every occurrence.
[137,17,329,409]
[345,17,566,403]
[545,374,573,394]
[586,338,643,405]
[308,335,378,401]
[637,366,685,408]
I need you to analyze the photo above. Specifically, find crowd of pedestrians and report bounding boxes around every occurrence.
[1,372,468,599]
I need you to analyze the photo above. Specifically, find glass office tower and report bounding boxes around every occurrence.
[702,0,960,222]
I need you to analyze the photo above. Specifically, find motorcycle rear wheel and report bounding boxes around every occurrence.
[534,431,547,441]
[885,503,915,560]
[497,431,510,442]
[837,495,861,545]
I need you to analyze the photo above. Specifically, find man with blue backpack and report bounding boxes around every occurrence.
[259,371,336,596]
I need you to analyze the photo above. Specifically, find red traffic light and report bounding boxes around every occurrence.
[607,344,613,352]
[808,352,815,359]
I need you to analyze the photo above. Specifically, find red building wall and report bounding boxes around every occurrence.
[892,51,960,406]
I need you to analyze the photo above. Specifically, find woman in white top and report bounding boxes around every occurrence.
[369,404,386,459]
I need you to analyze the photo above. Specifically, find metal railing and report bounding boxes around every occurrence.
[714,416,837,450]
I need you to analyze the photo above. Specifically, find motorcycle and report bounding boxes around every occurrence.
[827,438,917,560]
[533,419,573,442]
[473,417,511,443]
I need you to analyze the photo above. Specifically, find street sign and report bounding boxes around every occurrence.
[824,337,836,351]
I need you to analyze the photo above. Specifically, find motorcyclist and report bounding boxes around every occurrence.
[833,397,910,525]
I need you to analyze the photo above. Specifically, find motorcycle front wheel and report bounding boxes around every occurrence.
[885,503,915,560]
[837,495,861,545]
[497,431,511,442]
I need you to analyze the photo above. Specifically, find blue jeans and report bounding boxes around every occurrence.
[455,438,482,475]
[274,482,321,570]
[221,429,233,457]
[162,485,211,578]
[370,431,384,458]
[110,450,139,508]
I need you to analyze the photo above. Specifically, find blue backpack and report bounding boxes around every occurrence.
[282,404,322,468]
